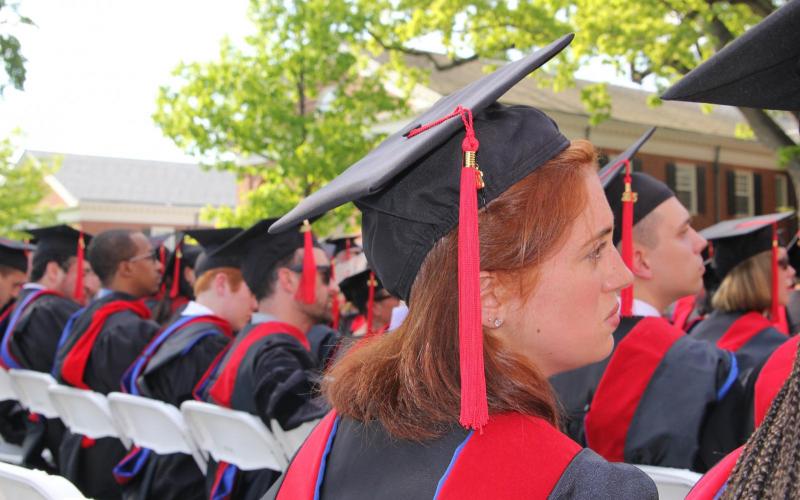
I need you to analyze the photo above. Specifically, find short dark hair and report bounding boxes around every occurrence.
[88,230,138,286]
[30,253,74,282]
[253,251,296,301]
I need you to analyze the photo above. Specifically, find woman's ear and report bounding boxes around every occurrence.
[480,271,503,329]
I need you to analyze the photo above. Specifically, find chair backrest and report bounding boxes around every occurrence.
[0,461,87,500]
[8,370,59,419]
[0,368,18,402]
[108,392,207,474]
[634,465,702,500]
[47,385,129,447]
[270,418,320,459]
[180,400,287,472]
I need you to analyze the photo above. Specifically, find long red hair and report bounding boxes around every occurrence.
[324,140,598,440]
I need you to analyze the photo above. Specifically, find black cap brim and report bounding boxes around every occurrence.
[598,127,657,188]
[269,33,575,234]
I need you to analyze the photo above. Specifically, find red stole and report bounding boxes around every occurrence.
[61,300,151,389]
[208,321,308,409]
[276,412,580,500]
[671,295,696,332]
[716,312,780,352]
[754,335,799,425]
[686,446,742,500]
[584,317,683,462]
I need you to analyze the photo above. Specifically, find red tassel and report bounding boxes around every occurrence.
[771,222,781,325]
[366,272,376,335]
[330,258,340,330]
[620,161,636,317]
[345,239,351,261]
[707,240,714,258]
[170,244,183,299]
[296,220,317,304]
[407,105,487,431]
[73,232,85,303]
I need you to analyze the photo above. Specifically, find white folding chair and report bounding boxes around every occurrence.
[0,368,19,402]
[8,370,59,419]
[634,465,702,500]
[0,461,87,499]
[270,418,320,459]
[107,392,207,473]
[47,385,130,448]
[180,400,287,471]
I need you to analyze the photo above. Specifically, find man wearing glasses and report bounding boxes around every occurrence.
[53,229,162,500]
[200,218,338,500]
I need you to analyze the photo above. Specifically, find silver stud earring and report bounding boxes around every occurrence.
[493,318,503,328]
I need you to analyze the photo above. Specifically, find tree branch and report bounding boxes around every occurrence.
[366,28,479,71]
[722,0,776,18]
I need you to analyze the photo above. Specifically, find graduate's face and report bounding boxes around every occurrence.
[0,268,27,308]
[295,247,340,324]
[500,172,633,377]
[126,233,163,297]
[632,197,707,306]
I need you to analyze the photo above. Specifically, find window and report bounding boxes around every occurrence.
[733,171,754,217]
[776,175,790,210]
[673,163,698,215]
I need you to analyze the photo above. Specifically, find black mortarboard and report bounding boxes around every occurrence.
[600,128,666,316]
[27,224,92,301]
[212,218,321,301]
[661,1,800,111]
[0,238,34,273]
[269,34,574,431]
[605,172,674,247]
[27,225,91,259]
[184,228,243,277]
[339,268,391,334]
[181,244,202,268]
[325,235,362,261]
[701,212,794,280]
[597,127,657,188]
[702,212,795,323]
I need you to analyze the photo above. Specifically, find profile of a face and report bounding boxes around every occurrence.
[491,170,633,377]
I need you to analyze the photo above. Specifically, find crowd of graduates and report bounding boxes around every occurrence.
[0,2,798,499]
[0,222,401,499]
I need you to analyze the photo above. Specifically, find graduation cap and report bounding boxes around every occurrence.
[27,225,92,302]
[599,128,668,316]
[183,228,243,278]
[339,268,393,335]
[212,218,322,303]
[325,234,361,261]
[701,212,795,322]
[788,231,800,272]
[0,238,34,273]
[269,34,575,431]
[661,1,800,111]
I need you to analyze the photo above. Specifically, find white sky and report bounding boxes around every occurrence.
[0,0,641,163]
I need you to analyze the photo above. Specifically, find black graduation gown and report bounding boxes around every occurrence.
[202,320,328,500]
[116,311,233,500]
[0,301,26,447]
[1,287,79,471]
[690,310,787,385]
[265,411,657,499]
[306,324,342,369]
[550,316,743,471]
[52,291,159,500]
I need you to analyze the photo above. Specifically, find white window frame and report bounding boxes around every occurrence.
[674,163,698,215]
[775,175,790,210]
[733,170,755,217]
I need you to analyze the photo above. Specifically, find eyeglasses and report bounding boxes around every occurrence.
[287,264,332,284]
[128,249,159,263]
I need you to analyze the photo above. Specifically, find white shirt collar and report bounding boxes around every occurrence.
[251,312,278,325]
[632,298,662,318]
[181,300,214,317]
[23,283,46,290]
